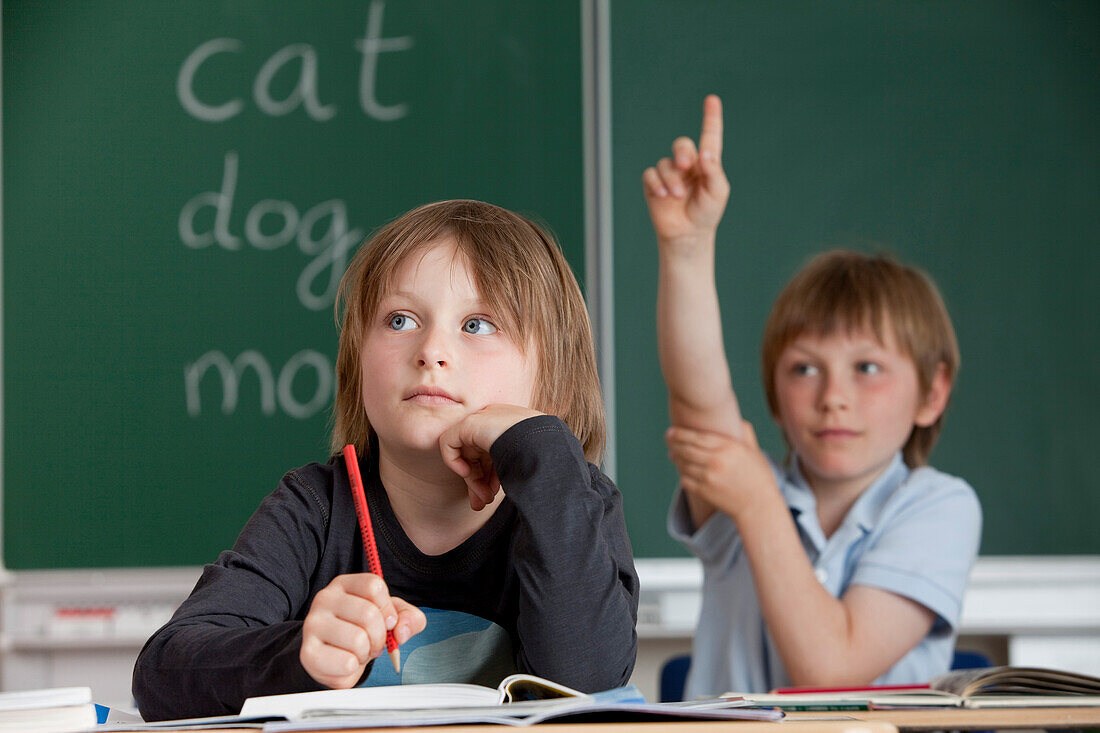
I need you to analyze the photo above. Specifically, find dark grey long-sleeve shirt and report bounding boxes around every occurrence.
[133,416,639,721]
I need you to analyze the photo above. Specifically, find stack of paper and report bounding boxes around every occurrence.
[0,686,98,732]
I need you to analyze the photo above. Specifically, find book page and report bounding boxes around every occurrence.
[931,666,1100,697]
[239,683,501,720]
[497,673,585,702]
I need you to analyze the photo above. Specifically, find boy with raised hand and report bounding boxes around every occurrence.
[643,96,980,695]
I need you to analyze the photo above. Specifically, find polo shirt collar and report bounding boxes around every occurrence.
[844,452,909,532]
[781,452,909,551]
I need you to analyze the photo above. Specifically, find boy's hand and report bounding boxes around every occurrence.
[665,421,776,523]
[642,94,730,248]
[439,404,543,511]
[300,573,426,689]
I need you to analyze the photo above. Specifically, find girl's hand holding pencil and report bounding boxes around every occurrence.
[299,573,426,689]
[299,445,426,689]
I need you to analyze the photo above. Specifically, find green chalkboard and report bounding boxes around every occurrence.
[3,1,583,568]
[611,1,1099,557]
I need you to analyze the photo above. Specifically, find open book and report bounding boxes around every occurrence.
[265,686,779,730]
[930,666,1100,697]
[252,673,781,730]
[913,666,1100,708]
[108,674,781,730]
[738,666,1100,711]
[240,673,586,719]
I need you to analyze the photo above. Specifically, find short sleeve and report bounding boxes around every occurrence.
[850,472,982,633]
[668,456,792,567]
[667,487,745,566]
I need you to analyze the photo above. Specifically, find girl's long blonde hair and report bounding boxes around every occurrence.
[332,200,606,462]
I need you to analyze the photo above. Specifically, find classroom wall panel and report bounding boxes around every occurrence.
[2,0,584,569]
[610,0,1099,557]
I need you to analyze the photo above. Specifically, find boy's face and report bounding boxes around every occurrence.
[772,324,945,497]
[359,238,537,460]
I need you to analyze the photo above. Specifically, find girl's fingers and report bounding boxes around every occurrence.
[440,451,470,479]
[339,575,397,624]
[322,614,381,662]
[391,598,428,644]
[329,590,387,633]
[468,482,490,511]
[438,428,472,477]
[304,639,365,682]
[460,450,497,510]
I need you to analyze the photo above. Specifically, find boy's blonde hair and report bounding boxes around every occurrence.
[332,199,606,462]
[761,250,959,467]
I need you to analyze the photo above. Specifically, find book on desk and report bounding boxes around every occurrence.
[737,665,1100,711]
[102,673,781,730]
[0,686,98,732]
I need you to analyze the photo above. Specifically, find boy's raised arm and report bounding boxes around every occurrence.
[644,96,742,440]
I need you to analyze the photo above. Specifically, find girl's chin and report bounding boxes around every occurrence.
[382,438,448,458]
[376,422,455,452]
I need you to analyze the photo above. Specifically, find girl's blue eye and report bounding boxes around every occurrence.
[387,314,417,331]
[463,317,496,335]
[793,363,819,376]
[857,361,882,375]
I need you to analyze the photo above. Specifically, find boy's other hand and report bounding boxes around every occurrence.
[665,421,776,523]
[300,573,426,689]
[642,94,730,248]
[439,404,543,511]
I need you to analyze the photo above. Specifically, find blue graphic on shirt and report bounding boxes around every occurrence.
[360,607,517,688]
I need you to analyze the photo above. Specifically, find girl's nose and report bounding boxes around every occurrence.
[415,327,450,368]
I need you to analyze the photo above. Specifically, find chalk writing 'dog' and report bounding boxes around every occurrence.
[178,151,364,311]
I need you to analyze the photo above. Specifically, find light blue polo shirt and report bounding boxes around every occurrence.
[668,452,981,697]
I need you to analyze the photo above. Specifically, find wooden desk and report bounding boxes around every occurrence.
[786,705,1100,730]
[113,724,897,733]
[112,708,1100,732]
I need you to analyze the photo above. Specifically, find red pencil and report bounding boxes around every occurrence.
[343,444,401,673]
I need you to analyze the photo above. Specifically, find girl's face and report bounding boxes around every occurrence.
[359,238,537,459]
[772,323,944,497]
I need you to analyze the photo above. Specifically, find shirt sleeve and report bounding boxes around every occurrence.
[131,470,331,720]
[668,455,787,566]
[667,487,744,566]
[491,415,640,693]
[849,472,982,633]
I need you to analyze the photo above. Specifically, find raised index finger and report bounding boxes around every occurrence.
[699,94,723,161]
